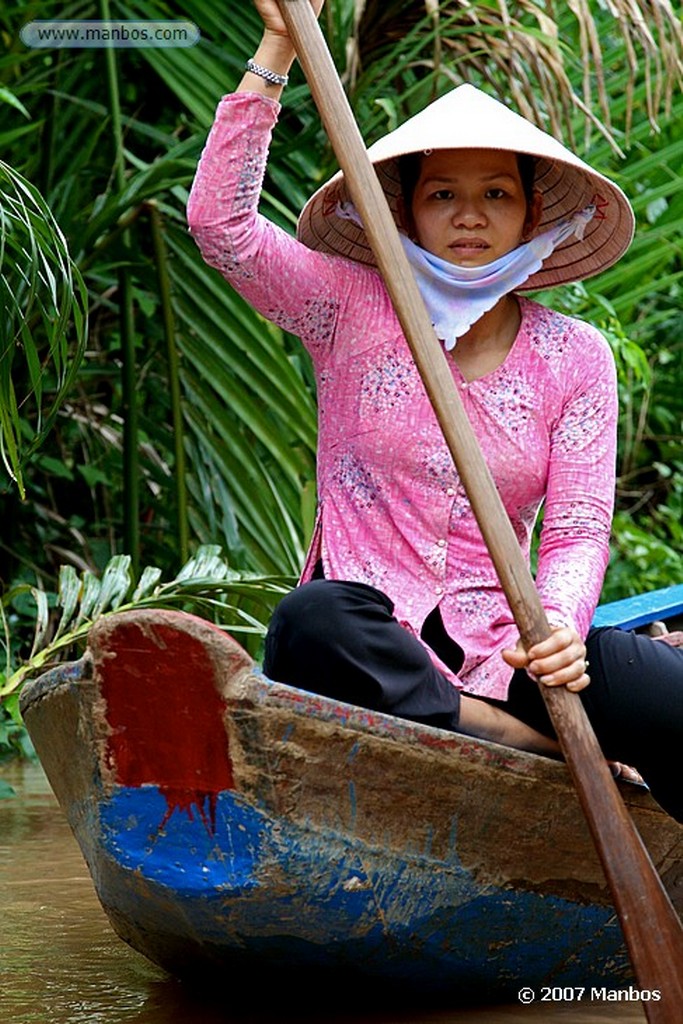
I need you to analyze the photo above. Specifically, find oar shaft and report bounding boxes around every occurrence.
[278,1,683,1014]
[285,3,548,651]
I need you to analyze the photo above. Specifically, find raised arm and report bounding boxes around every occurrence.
[239,0,325,99]
[188,0,358,354]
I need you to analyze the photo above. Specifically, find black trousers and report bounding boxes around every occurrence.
[264,579,683,822]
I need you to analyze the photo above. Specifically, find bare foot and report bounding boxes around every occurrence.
[609,762,647,786]
[652,631,683,648]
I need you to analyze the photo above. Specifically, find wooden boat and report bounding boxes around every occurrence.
[19,588,683,1001]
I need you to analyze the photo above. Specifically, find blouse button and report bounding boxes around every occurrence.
[435,586,444,596]
[446,487,456,497]
[437,539,446,548]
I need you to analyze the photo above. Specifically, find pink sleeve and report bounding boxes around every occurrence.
[535,327,618,637]
[186,92,349,354]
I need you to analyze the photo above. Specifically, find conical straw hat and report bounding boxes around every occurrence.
[297,83,635,290]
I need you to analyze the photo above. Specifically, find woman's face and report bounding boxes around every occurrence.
[408,148,542,266]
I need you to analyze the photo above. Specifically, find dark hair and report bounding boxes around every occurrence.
[397,151,425,210]
[517,153,537,203]
[397,150,537,209]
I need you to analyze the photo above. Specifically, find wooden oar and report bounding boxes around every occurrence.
[277,1,683,1016]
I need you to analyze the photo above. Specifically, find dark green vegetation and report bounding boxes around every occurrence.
[1,1,682,758]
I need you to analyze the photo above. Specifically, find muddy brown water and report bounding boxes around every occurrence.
[1,761,646,1023]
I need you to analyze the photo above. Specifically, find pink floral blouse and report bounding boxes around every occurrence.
[187,92,619,700]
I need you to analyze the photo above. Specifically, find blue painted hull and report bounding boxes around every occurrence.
[94,783,627,994]
[20,609,682,999]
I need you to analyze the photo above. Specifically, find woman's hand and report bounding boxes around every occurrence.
[240,0,326,94]
[502,625,590,693]
[253,0,325,41]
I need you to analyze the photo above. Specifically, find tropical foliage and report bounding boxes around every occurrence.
[1,543,292,698]
[0,161,88,496]
[1,0,683,752]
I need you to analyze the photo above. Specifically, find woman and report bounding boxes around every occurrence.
[187,0,683,820]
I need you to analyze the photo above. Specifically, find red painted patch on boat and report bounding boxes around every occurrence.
[98,620,235,832]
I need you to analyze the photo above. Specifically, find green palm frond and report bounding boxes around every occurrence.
[163,216,317,572]
[0,544,295,698]
[352,1,683,151]
[0,163,88,496]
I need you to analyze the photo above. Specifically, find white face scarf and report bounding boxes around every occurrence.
[336,203,595,350]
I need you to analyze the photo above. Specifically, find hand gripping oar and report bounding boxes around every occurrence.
[278,1,683,1015]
